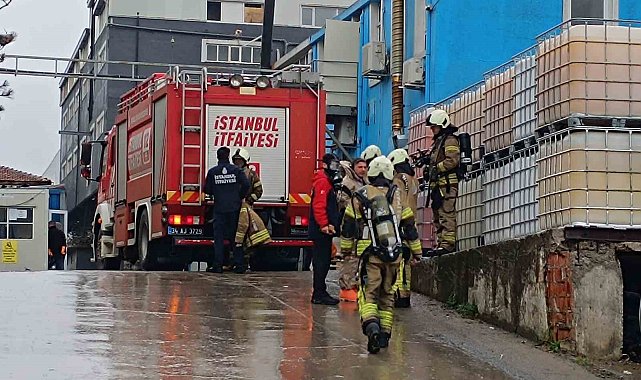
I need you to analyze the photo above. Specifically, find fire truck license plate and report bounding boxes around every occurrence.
[168,227,203,236]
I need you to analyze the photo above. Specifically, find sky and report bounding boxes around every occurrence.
[0,0,87,175]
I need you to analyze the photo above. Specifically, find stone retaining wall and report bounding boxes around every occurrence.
[412,230,630,359]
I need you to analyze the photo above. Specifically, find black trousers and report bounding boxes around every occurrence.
[312,235,333,297]
[212,210,242,269]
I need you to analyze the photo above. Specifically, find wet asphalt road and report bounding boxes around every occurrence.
[0,270,596,380]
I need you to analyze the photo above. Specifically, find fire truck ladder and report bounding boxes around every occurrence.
[177,68,208,206]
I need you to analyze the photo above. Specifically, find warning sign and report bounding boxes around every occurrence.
[2,240,18,264]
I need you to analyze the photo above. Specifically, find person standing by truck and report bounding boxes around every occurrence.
[47,221,67,270]
[205,147,250,274]
[309,153,342,306]
[388,149,421,308]
[336,158,368,302]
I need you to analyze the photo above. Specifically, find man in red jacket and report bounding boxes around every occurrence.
[309,153,341,305]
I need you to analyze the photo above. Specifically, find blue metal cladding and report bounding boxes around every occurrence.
[620,0,641,20]
[347,0,641,157]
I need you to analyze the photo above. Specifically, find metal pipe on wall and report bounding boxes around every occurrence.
[391,0,405,147]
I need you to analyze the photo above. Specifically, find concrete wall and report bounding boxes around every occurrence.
[413,230,628,359]
[108,0,354,27]
[0,188,50,272]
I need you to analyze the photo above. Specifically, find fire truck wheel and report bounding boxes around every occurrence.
[137,210,157,271]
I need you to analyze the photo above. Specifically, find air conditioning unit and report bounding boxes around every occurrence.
[362,42,387,77]
[403,57,425,87]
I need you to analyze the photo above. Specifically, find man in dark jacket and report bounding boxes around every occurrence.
[205,147,250,273]
[48,221,67,270]
[309,153,341,305]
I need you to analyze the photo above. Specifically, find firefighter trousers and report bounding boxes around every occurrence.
[235,202,251,246]
[433,185,458,251]
[392,256,411,300]
[339,254,359,290]
[358,255,400,334]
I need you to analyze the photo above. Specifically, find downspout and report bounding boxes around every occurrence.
[391,0,404,148]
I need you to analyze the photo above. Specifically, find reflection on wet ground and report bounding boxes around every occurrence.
[0,271,585,379]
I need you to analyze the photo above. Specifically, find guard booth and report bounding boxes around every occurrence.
[0,188,50,271]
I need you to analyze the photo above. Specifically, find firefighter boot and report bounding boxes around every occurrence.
[379,332,391,348]
[232,245,247,274]
[339,288,358,302]
[364,321,381,354]
[394,295,411,308]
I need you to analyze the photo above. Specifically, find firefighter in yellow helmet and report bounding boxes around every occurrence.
[426,110,460,255]
[387,148,420,308]
[360,145,382,165]
[232,148,270,267]
[340,156,422,354]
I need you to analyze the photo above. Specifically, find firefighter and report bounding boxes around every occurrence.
[205,147,250,274]
[388,148,420,308]
[341,156,422,354]
[336,158,368,302]
[426,109,460,255]
[232,148,268,259]
[360,145,382,165]
[232,148,263,205]
[309,153,342,306]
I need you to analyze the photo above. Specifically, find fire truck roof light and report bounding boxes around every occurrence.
[256,76,270,89]
[229,74,244,88]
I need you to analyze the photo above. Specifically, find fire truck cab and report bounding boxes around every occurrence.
[81,67,325,270]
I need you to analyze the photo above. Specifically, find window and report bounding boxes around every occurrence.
[82,79,90,100]
[301,6,344,27]
[370,3,383,42]
[201,39,261,65]
[413,0,426,55]
[97,42,106,71]
[95,111,105,141]
[563,0,618,21]
[244,3,264,23]
[0,207,34,240]
[207,1,221,21]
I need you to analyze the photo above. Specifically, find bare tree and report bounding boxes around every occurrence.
[0,0,12,11]
[0,0,16,110]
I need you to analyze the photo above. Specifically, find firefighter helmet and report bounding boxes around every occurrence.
[426,109,451,129]
[368,156,394,181]
[360,145,382,162]
[232,148,250,164]
[387,149,410,166]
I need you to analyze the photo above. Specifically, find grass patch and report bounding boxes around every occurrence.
[445,293,479,318]
[575,356,590,367]
[548,340,561,353]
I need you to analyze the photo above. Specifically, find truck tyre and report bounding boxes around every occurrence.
[137,210,156,271]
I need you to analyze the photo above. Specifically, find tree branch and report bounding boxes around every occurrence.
[0,1,13,11]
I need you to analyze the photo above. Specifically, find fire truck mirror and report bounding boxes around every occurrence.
[80,142,93,166]
[80,166,91,180]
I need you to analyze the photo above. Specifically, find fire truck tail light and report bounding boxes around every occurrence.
[291,216,309,227]
[169,215,182,225]
[168,215,201,225]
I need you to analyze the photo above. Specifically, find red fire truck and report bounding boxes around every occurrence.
[81,68,326,270]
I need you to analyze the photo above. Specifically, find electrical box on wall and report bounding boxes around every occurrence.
[362,42,387,77]
[403,57,425,87]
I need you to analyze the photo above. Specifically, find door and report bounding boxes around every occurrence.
[49,210,69,270]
